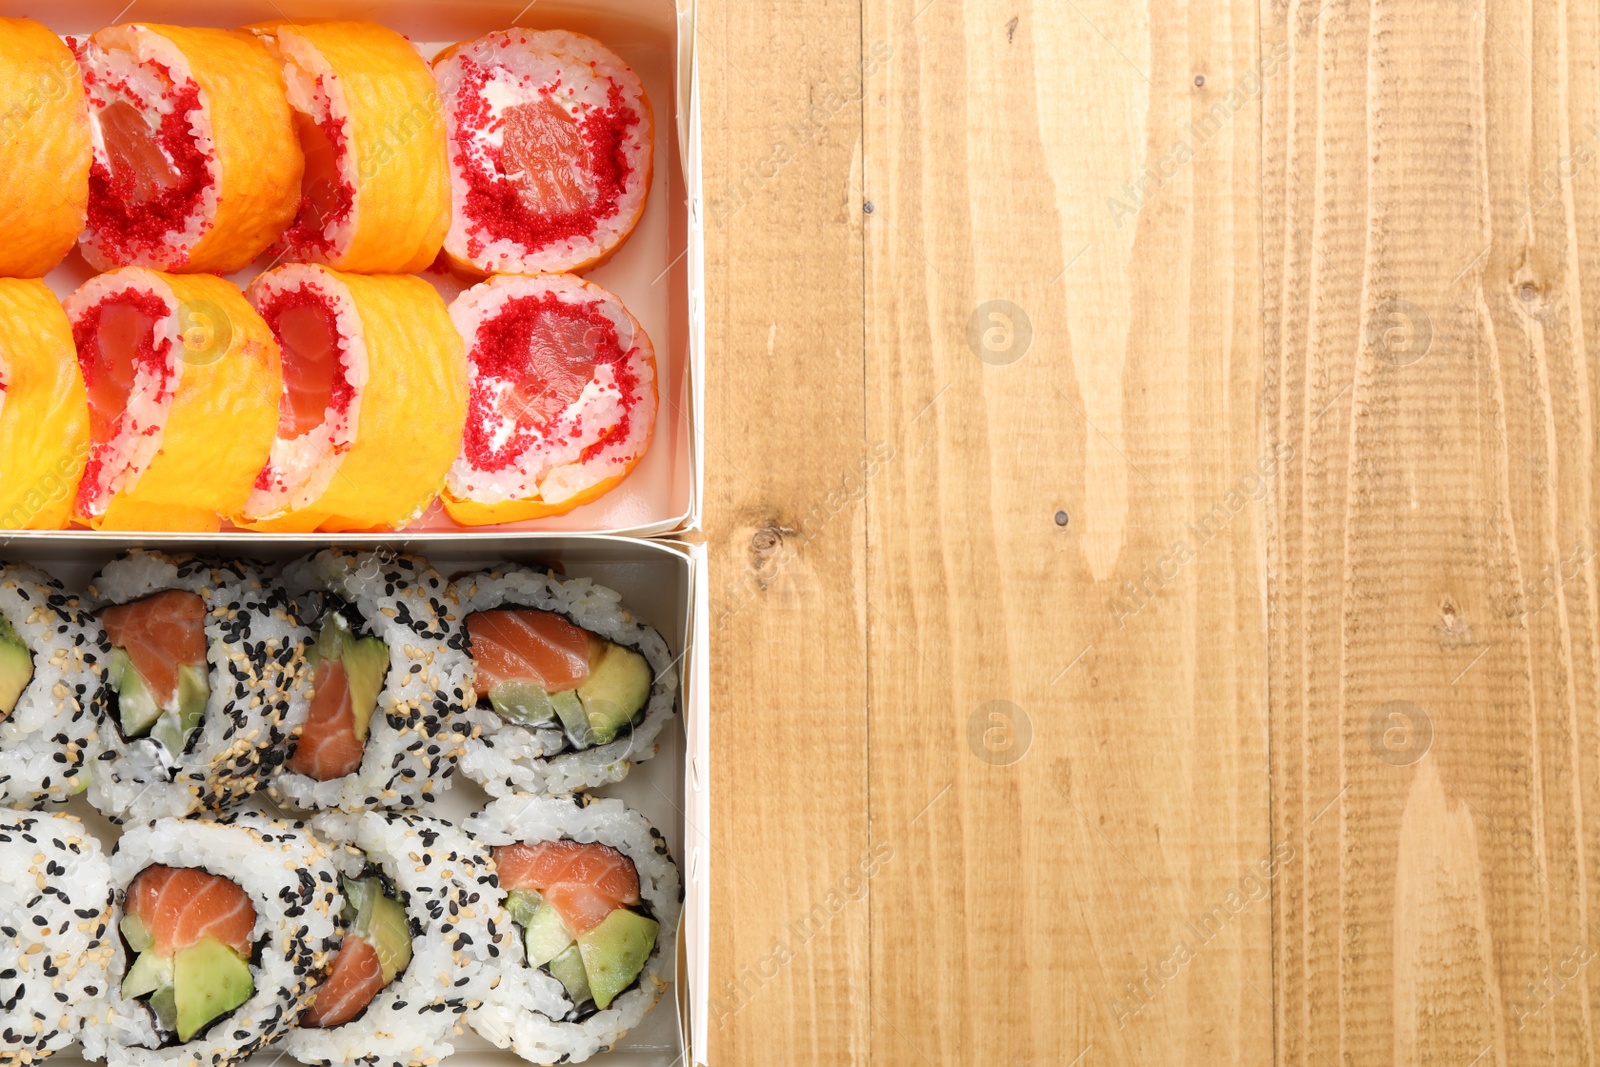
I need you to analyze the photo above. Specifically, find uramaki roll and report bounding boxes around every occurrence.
[443,273,658,525]
[239,265,467,533]
[0,279,90,529]
[250,20,449,273]
[433,30,653,276]
[0,19,91,277]
[65,269,282,531]
[80,23,303,273]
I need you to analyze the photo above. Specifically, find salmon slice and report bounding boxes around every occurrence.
[502,94,592,215]
[467,610,598,693]
[495,840,639,935]
[100,590,207,708]
[498,310,600,427]
[286,659,363,780]
[301,935,383,1028]
[274,297,342,439]
[126,865,257,956]
[100,100,184,206]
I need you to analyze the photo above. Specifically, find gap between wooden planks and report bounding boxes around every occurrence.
[703,0,1598,1063]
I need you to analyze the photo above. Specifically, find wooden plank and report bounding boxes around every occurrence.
[698,0,871,1064]
[861,0,1270,1062]
[1264,0,1600,1061]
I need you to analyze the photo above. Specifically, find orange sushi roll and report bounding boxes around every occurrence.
[66,269,282,531]
[0,280,90,528]
[443,273,657,524]
[433,30,653,276]
[249,20,449,273]
[238,265,467,532]
[79,24,303,274]
[0,19,92,277]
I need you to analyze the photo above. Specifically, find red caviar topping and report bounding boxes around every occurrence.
[87,80,213,261]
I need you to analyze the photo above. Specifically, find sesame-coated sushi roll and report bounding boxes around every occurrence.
[0,564,113,807]
[80,815,342,1067]
[443,273,657,525]
[285,811,500,1067]
[270,550,476,813]
[80,23,303,273]
[466,795,680,1065]
[238,266,467,533]
[454,565,676,796]
[248,21,449,273]
[85,551,311,824]
[433,30,653,276]
[0,19,92,277]
[0,810,114,1066]
[0,279,90,530]
[66,269,282,532]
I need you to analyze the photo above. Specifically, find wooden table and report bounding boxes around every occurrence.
[701,0,1590,1062]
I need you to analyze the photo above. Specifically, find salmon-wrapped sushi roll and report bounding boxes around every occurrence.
[433,30,653,276]
[443,273,657,525]
[0,19,92,277]
[66,269,282,531]
[0,279,90,529]
[249,21,449,273]
[80,24,303,273]
[238,265,467,533]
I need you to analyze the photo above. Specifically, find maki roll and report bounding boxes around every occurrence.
[433,29,654,276]
[238,265,467,533]
[85,551,310,823]
[443,273,658,524]
[270,550,475,812]
[454,565,676,796]
[0,279,91,530]
[285,811,500,1067]
[0,810,114,1065]
[0,18,92,278]
[66,269,282,532]
[0,564,113,807]
[248,21,449,273]
[80,815,341,1067]
[79,23,303,273]
[466,795,680,1064]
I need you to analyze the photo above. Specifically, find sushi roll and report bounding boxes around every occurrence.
[454,565,676,796]
[466,795,680,1064]
[248,21,450,273]
[80,815,341,1067]
[284,811,500,1067]
[433,30,654,276]
[0,18,92,277]
[0,279,91,530]
[66,269,282,532]
[85,551,311,824]
[79,23,303,273]
[442,273,658,525]
[238,265,468,533]
[270,550,476,812]
[0,564,113,807]
[0,810,114,1066]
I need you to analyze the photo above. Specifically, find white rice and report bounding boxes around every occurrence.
[464,795,680,1065]
[0,810,115,1065]
[451,565,677,796]
[0,564,113,806]
[85,551,312,823]
[285,811,502,1067]
[79,814,342,1067]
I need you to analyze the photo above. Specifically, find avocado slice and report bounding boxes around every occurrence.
[343,876,411,985]
[121,949,173,1000]
[522,900,575,967]
[314,617,388,741]
[110,648,162,738]
[488,682,558,726]
[576,644,651,746]
[148,985,178,1032]
[150,664,208,756]
[577,909,659,1010]
[550,688,593,748]
[0,614,33,718]
[545,944,592,1006]
[173,936,252,1041]
[120,913,153,954]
